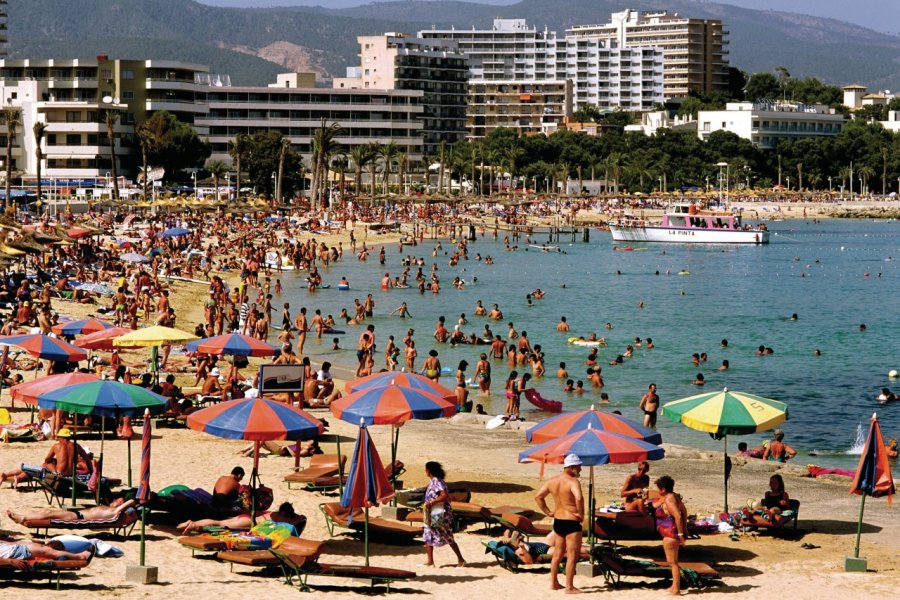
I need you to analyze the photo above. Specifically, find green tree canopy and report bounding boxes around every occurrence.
[243,130,304,198]
[142,110,211,178]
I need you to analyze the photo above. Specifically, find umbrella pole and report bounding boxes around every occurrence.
[127,437,133,488]
[853,494,866,558]
[70,430,78,508]
[723,436,728,513]
[251,440,260,526]
[336,433,344,498]
[97,416,106,505]
[588,466,595,565]
[390,425,398,506]
[151,347,159,386]
[364,506,370,567]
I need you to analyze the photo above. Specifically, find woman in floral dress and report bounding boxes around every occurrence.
[422,461,466,567]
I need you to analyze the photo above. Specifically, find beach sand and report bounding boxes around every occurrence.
[2,214,899,597]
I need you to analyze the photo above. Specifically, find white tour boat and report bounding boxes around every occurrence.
[609,203,769,244]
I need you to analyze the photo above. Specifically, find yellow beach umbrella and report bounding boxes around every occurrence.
[113,325,197,348]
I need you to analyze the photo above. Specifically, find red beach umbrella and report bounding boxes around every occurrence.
[345,371,455,400]
[74,327,136,351]
[848,413,895,567]
[9,372,99,406]
[0,334,87,362]
[525,405,662,445]
[52,318,116,336]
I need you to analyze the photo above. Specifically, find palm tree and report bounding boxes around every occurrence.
[350,145,372,196]
[838,166,852,193]
[275,138,292,203]
[627,153,653,192]
[310,119,343,210]
[607,152,623,193]
[207,160,228,202]
[227,133,249,202]
[502,142,524,196]
[367,143,381,198]
[396,152,409,194]
[136,121,158,201]
[796,163,803,191]
[32,121,47,215]
[331,154,348,198]
[3,105,20,213]
[378,141,399,194]
[554,162,570,195]
[437,141,447,195]
[857,165,875,195]
[104,108,120,202]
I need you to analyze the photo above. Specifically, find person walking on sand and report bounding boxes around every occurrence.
[422,461,465,568]
[535,454,584,594]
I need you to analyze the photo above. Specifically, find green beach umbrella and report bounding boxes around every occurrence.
[661,387,788,511]
[38,381,168,505]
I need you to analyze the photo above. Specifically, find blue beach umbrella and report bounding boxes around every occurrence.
[340,421,395,566]
[525,405,662,445]
[185,333,279,357]
[848,413,894,565]
[51,318,116,337]
[159,227,191,238]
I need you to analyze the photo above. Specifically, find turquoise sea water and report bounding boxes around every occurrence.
[275,219,900,467]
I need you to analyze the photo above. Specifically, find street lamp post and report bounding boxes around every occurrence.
[828,176,832,193]
[786,176,790,191]
[716,162,728,204]
[225,172,231,201]
[192,172,197,198]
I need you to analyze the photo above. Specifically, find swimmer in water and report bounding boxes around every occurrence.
[790,313,798,320]
[719,360,729,371]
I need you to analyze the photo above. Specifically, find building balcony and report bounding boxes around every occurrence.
[145,79,206,92]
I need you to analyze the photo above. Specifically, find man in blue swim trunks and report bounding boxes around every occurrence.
[535,453,584,594]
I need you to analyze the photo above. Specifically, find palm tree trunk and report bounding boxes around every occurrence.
[235,155,241,202]
[106,112,120,202]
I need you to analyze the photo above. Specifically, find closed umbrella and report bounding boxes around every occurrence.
[187,398,324,522]
[661,387,788,511]
[847,413,894,570]
[136,409,153,567]
[340,421,395,566]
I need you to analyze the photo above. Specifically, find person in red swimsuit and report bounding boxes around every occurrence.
[650,475,688,595]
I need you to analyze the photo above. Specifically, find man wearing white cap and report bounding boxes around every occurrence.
[535,453,584,594]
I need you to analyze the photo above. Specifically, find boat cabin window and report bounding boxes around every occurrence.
[669,216,686,227]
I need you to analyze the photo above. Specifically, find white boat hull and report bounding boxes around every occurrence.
[610,225,769,244]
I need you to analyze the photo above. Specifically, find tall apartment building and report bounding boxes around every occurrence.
[421,19,561,82]
[335,33,467,156]
[467,80,571,139]
[0,1,8,57]
[420,17,665,137]
[567,10,729,99]
[201,72,425,166]
[565,40,663,112]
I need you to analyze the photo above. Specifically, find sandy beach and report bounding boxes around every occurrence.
[1,203,899,598]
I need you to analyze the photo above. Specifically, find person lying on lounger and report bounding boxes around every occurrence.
[177,502,305,534]
[496,530,559,565]
[0,539,94,567]
[6,497,135,525]
[0,428,93,488]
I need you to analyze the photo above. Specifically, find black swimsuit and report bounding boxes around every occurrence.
[552,518,582,536]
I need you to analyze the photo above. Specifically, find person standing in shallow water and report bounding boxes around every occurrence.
[639,383,659,429]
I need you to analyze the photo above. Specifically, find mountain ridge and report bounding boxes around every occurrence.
[5,0,899,89]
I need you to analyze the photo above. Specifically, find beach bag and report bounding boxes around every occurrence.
[428,505,446,529]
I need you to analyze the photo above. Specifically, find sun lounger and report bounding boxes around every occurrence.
[215,537,323,572]
[303,460,404,494]
[739,499,800,531]
[592,510,661,544]
[270,546,415,593]
[25,469,119,508]
[22,507,139,539]
[591,545,720,589]
[482,540,589,573]
[284,455,346,489]
[319,502,421,542]
[491,512,554,539]
[405,501,508,533]
[0,558,91,590]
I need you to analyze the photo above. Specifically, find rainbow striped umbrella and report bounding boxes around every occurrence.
[37,381,168,418]
[185,333,279,357]
[340,422,395,566]
[51,318,116,337]
[526,405,662,445]
[345,371,455,400]
[187,398,324,522]
[0,333,87,362]
[661,388,788,436]
[662,387,788,511]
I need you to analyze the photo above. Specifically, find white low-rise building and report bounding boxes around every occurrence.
[697,101,844,149]
[881,110,900,133]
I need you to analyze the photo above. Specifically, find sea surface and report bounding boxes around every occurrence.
[274,219,900,468]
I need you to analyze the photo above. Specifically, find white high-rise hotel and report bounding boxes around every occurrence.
[420,10,728,137]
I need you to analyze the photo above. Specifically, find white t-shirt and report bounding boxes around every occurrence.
[316,369,332,383]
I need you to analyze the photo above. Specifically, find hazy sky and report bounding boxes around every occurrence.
[197,1,898,34]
